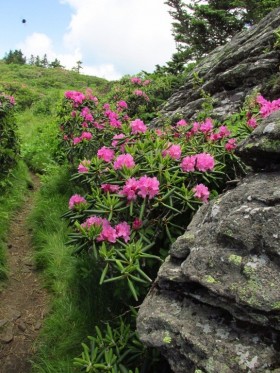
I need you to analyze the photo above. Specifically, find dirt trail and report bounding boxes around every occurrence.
[0,174,49,373]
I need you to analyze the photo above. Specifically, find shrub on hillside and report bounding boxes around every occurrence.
[0,93,19,189]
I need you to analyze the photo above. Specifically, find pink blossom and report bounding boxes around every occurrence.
[97,146,115,162]
[81,107,93,122]
[225,138,237,151]
[163,144,182,160]
[69,194,86,209]
[134,89,143,96]
[78,159,91,173]
[101,184,120,193]
[117,100,128,109]
[257,95,280,117]
[65,90,85,105]
[193,184,210,203]
[176,119,187,127]
[131,77,142,85]
[63,135,69,141]
[81,122,88,128]
[113,154,135,170]
[81,132,93,141]
[103,103,110,110]
[192,122,200,134]
[130,119,147,134]
[181,155,196,172]
[143,79,151,86]
[81,216,104,229]
[247,118,257,129]
[112,133,126,147]
[98,224,117,243]
[73,137,82,145]
[217,125,231,138]
[115,222,131,242]
[71,111,76,117]
[120,178,139,201]
[137,176,160,199]
[9,96,15,105]
[132,218,142,230]
[200,118,213,133]
[195,153,215,172]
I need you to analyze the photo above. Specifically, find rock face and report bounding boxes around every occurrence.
[137,112,280,370]
[152,7,280,125]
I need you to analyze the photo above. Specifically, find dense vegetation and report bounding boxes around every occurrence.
[1,4,280,370]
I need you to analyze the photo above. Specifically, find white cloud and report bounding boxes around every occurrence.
[18,1,176,80]
[62,0,176,75]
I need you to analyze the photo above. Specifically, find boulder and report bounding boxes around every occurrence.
[152,7,280,125]
[137,92,280,371]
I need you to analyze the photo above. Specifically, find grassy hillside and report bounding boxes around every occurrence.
[0,61,111,111]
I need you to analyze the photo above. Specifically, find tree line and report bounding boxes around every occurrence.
[2,49,83,72]
[158,0,280,74]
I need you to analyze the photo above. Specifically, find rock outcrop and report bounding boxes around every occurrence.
[137,111,280,370]
[152,7,280,125]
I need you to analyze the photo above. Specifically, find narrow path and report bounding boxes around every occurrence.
[0,174,49,373]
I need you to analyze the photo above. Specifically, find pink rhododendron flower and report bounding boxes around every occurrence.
[257,95,280,117]
[217,125,231,138]
[115,222,131,242]
[134,89,143,96]
[137,176,160,199]
[247,118,257,129]
[113,154,135,170]
[131,77,142,85]
[69,194,86,209]
[176,119,187,127]
[101,184,120,193]
[65,91,85,105]
[143,79,151,86]
[225,138,237,151]
[81,132,93,141]
[78,159,91,173]
[130,119,147,134]
[81,107,93,122]
[200,118,213,133]
[163,144,182,160]
[193,184,210,203]
[9,96,15,105]
[120,177,139,201]
[112,134,126,147]
[97,146,115,162]
[195,153,215,172]
[132,218,142,230]
[98,224,117,243]
[81,216,104,229]
[81,122,88,128]
[71,111,76,117]
[117,100,128,109]
[63,135,69,141]
[73,137,82,145]
[103,103,110,110]
[181,155,196,172]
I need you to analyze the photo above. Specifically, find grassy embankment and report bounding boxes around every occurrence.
[0,62,114,371]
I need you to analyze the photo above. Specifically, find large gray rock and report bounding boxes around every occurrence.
[137,106,280,371]
[152,7,280,125]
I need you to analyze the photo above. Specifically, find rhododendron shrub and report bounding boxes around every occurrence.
[59,93,249,298]
[0,93,19,187]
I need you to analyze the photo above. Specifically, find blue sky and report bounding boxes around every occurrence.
[0,0,176,80]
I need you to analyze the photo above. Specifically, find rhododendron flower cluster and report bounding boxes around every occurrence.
[101,184,120,193]
[163,144,182,160]
[97,146,115,162]
[69,194,87,209]
[181,153,215,172]
[120,176,160,201]
[65,90,85,106]
[78,159,91,173]
[225,138,237,151]
[81,216,131,243]
[113,154,135,170]
[130,119,147,134]
[193,184,210,203]
[257,95,280,118]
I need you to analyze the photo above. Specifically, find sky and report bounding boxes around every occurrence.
[0,0,176,80]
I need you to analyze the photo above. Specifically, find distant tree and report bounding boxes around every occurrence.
[49,58,64,68]
[41,54,49,68]
[72,60,83,73]
[35,55,42,67]
[29,54,35,65]
[165,0,280,65]
[3,49,26,65]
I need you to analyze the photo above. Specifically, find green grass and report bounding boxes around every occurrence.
[0,160,31,281]
[28,165,115,372]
